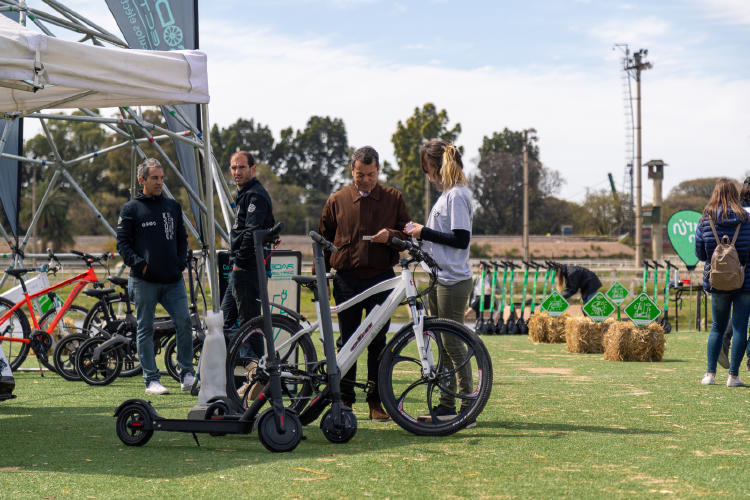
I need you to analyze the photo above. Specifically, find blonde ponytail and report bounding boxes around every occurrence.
[420,139,465,191]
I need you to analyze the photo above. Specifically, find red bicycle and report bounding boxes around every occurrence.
[0,250,109,372]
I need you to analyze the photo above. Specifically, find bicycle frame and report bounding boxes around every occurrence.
[274,263,437,380]
[0,266,98,335]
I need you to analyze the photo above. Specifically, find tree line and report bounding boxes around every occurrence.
[0,103,723,250]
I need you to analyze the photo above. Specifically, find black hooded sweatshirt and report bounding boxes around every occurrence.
[116,193,187,284]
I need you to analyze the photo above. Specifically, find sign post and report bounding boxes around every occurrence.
[623,293,662,327]
[582,292,616,322]
[541,290,569,317]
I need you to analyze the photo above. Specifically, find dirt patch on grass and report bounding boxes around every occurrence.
[522,367,573,375]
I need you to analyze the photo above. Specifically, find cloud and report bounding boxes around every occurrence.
[691,0,750,24]
[587,16,670,45]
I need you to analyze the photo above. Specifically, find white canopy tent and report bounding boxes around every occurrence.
[0,13,222,311]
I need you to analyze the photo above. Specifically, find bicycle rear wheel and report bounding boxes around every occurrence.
[164,336,202,382]
[37,305,89,373]
[75,336,122,386]
[0,296,31,371]
[378,318,493,436]
[226,314,317,414]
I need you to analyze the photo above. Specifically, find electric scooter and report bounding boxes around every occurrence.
[474,263,488,334]
[114,223,307,452]
[483,261,499,335]
[651,260,662,304]
[642,260,651,296]
[526,261,542,324]
[494,261,509,335]
[660,260,676,333]
[516,261,532,335]
[505,261,521,335]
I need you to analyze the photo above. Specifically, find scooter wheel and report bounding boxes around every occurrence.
[116,404,153,447]
[661,319,672,334]
[508,322,519,335]
[320,406,357,443]
[518,320,529,335]
[257,408,303,453]
[206,399,232,436]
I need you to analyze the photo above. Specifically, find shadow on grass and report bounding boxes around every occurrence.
[481,420,668,436]
[0,404,491,478]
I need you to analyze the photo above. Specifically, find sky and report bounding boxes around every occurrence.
[24,0,750,203]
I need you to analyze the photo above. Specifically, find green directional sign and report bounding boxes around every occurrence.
[606,281,630,305]
[541,290,569,317]
[582,292,616,322]
[623,293,662,326]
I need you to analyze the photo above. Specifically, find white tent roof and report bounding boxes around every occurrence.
[0,15,209,114]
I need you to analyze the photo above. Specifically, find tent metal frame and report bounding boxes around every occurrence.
[0,0,227,311]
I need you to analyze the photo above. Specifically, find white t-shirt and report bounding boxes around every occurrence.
[422,185,473,285]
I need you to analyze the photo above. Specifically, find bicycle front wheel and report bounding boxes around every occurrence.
[226,314,317,414]
[0,296,31,371]
[75,337,122,386]
[378,318,493,436]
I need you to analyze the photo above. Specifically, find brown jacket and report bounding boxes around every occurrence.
[319,183,411,278]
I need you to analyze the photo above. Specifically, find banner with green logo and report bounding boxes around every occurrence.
[666,210,701,270]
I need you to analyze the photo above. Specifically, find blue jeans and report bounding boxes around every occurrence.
[707,292,750,377]
[131,276,195,385]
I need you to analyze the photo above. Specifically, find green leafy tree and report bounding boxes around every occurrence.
[211,118,275,168]
[663,177,724,216]
[389,103,461,220]
[469,129,563,234]
[579,189,628,235]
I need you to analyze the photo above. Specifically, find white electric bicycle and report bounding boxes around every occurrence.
[226,232,493,436]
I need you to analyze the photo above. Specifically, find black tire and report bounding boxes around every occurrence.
[226,314,316,414]
[83,297,141,377]
[378,318,493,436]
[53,333,88,381]
[0,296,31,371]
[75,337,122,386]
[37,305,89,373]
[320,407,357,443]
[164,336,202,382]
[257,408,302,453]
[116,404,154,446]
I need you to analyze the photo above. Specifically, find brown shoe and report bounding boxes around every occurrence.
[368,400,390,422]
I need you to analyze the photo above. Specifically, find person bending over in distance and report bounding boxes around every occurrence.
[555,265,602,304]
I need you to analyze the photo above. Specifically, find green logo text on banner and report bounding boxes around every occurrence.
[667,210,701,270]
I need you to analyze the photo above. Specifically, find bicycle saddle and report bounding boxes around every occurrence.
[108,276,129,288]
[291,275,317,286]
[84,288,115,298]
[6,268,34,278]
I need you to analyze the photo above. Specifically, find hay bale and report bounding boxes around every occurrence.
[603,321,665,362]
[527,311,550,343]
[565,317,606,353]
[547,314,568,344]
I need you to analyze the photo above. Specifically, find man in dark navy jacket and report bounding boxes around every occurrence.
[116,158,195,395]
[221,151,274,400]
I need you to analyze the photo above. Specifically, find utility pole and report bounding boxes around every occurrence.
[522,128,536,262]
[625,49,652,266]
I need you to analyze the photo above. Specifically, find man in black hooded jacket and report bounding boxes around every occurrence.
[116,158,195,396]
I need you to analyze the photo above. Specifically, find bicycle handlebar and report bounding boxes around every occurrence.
[258,221,284,245]
[309,231,338,253]
[391,237,442,271]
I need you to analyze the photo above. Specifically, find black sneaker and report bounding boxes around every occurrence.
[417,404,457,422]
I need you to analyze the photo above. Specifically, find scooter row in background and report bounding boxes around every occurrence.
[474,260,563,336]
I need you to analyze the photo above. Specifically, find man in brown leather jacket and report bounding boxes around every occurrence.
[318,145,410,421]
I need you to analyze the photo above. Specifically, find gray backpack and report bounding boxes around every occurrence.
[708,217,745,291]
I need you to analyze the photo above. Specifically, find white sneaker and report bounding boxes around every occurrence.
[727,376,745,387]
[145,380,169,395]
[701,374,716,385]
[180,373,196,392]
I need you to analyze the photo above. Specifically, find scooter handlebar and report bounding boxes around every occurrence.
[309,230,338,253]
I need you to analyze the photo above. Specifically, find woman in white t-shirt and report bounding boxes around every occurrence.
[404,139,474,423]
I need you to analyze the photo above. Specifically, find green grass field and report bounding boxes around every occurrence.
[3,329,748,499]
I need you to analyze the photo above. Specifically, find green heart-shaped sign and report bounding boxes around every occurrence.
[667,210,702,270]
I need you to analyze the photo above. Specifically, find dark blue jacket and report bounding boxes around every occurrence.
[560,265,602,300]
[229,178,275,270]
[694,208,750,292]
[116,193,188,284]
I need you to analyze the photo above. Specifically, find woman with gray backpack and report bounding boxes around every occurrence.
[695,178,750,387]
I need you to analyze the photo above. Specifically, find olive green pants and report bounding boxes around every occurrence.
[428,278,473,410]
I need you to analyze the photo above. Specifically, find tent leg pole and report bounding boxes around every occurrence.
[58,168,116,237]
[201,104,219,312]
[20,169,61,252]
